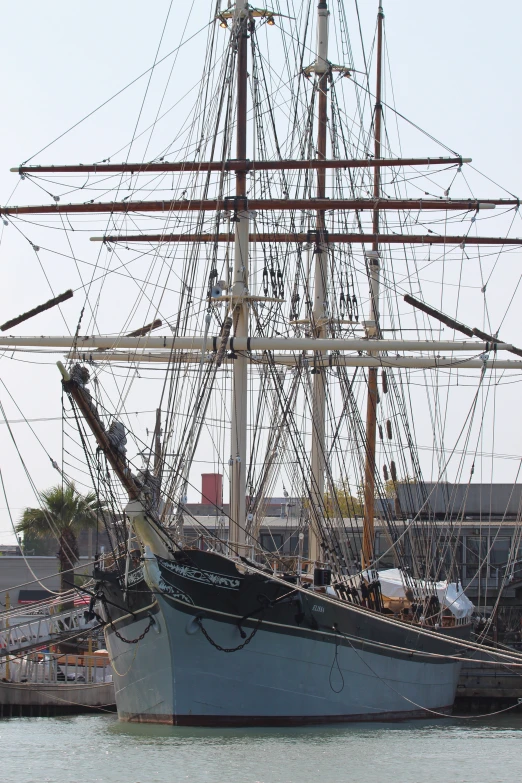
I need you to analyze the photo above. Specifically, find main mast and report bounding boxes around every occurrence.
[361,4,384,569]
[309,0,330,563]
[229,0,250,553]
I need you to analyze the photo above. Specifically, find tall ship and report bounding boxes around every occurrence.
[1,1,521,725]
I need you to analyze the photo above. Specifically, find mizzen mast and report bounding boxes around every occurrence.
[362,4,384,569]
[309,0,330,563]
[229,0,250,554]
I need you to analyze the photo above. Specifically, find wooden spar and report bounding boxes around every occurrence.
[11,156,471,175]
[0,290,73,332]
[56,363,139,499]
[472,327,522,359]
[309,0,330,563]
[126,319,162,337]
[404,295,473,337]
[404,294,522,359]
[362,4,384,571]
[1,336,514,352]
[58,365,169,555]
[154,408,162,472]
[92,232,522,246]
[0,197,517,216]
[229,0,249,552]
[65,351,522,370]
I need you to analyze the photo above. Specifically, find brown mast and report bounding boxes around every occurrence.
[362,4,384,569]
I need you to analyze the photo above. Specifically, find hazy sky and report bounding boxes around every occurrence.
[0,1,521,544]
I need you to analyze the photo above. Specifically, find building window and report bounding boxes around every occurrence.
[512,545,522,581]
[465,535,488,579]
[260,533,283,553]
[440,536,463,581]
[489,537,511,578]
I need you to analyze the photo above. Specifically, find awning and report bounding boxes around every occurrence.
[17,589,53,604]
[367,568,475,619]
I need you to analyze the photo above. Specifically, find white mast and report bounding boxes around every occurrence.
[309,0,330,563]
[229,0,250,554]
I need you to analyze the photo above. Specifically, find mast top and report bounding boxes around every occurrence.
[234,0,248,15]
[313,0,329,75]
[217,5,281,26]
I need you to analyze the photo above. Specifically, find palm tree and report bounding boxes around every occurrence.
[17,483,102,608]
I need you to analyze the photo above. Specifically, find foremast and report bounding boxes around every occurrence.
[229,0,250,554]
[362,4,384,569]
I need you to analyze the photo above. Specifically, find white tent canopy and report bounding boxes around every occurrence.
[370,568,474,620]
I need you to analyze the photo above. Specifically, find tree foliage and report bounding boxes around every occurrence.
[383,475,416,498]
[16,483,102,599]
[325,480,363,517]
[325,475,417,518]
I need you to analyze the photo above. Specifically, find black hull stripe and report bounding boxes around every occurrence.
[119,706,453,727]
[156,551,474,654]
[154,588,466,665]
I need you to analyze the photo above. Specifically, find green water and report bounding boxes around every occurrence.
[1,714,521,783]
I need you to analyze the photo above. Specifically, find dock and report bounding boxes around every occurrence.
[0,650,115,717]
[0,680,115,718]
[455,655,522,714]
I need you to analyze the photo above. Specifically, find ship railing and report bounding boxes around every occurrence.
[0,589,79,630]
[454,616,470,627]
[248,552,329,573]
[0,606,97,656]
[0,651,112,684]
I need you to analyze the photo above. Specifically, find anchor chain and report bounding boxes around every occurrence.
[100,594,154,644]
[196,615,263,653]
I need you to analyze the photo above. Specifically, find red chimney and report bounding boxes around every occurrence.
[201,473,223,507]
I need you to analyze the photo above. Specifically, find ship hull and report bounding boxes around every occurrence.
[99,551,468,726]
[110,614,461,725]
